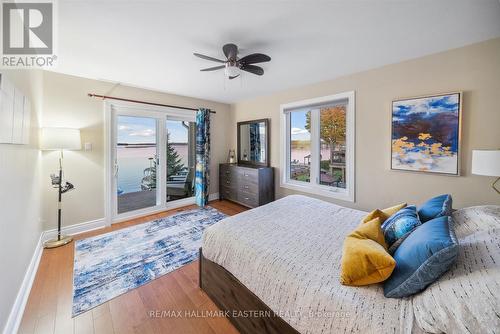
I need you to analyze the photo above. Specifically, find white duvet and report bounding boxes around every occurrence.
[411,206,500,334]
[202,195,415,334]
[203,195,500,334]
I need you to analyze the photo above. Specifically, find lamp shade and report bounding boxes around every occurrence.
[471,150,500,177]
[40,128,81,150]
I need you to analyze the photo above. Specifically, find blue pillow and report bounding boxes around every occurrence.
[417,194,452,223]
[381,206,421,254]
[383,216,459,298]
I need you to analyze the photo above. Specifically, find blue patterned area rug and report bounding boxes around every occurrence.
[72,206,226,316]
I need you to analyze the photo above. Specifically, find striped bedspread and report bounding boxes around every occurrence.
[202,195,415,334]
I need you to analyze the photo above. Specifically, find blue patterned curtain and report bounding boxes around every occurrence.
[249,123,261,162]
[195,109,211,207]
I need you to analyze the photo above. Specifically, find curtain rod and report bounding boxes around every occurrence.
[87,93,216,113]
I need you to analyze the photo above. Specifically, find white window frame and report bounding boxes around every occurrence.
[280,91,355,202]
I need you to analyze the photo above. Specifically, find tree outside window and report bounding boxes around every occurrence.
[305,105,347,188]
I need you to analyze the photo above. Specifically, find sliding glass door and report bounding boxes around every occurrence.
[110,104,196,221]
[166,119,196,202]
[115,115,160,214]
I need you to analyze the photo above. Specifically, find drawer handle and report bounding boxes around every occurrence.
[226,181,230,184]
[245,197,249,200]
[244,185,249,189]
[244,174,249,177]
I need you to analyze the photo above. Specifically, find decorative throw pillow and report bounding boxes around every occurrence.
[363,203,407,224]
[417,194,452,223]
[340,218,396,286]
[412,207,500,333]
[383,216,459,298]
[382,205,422,254]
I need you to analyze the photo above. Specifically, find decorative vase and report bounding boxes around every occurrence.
[228,149,236,164]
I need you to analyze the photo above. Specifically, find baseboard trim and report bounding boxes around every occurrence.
[111,193,220,224]
[42,218,106,242]
[2,234,43,334]
[3,195,221,334]
[3,217,106,334]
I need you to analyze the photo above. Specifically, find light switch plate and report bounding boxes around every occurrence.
[84,142,92,151]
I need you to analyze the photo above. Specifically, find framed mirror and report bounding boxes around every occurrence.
[237,119,269,167]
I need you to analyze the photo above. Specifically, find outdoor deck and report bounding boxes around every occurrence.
[117,190,156,214]
[117,189,193,214]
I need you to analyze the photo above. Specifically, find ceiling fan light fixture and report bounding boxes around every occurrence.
[194,43,270,79]
[225,63,240,78]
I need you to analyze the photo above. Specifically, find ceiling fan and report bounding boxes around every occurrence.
[194,43,271,79]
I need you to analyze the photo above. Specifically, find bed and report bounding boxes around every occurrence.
[200,195,500,334]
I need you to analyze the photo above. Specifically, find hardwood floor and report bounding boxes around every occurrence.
[19,200,248,334]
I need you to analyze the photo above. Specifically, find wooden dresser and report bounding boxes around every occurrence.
[219,163,274,208]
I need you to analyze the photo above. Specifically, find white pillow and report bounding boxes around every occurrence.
[411,206,500,333]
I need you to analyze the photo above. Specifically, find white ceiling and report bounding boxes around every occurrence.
[53,0,500,103]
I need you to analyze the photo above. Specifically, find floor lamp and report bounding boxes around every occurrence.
[472,149,500,195]
[40,128,81,248]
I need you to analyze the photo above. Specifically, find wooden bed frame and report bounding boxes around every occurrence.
[199,248,300,334]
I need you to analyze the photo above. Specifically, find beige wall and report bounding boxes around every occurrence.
[230,38,500,210]
[41,71,231,229]
[0,70,43,332]
[2,35,498,334]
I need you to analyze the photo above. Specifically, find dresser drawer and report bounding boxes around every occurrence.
[220,164,238,176]
[238,182,258,196]
[220,165,238,186]
[237,192,258,208]
[237,167,258,180]
[238,168,259,180]
[220,186,237,201]
[220,175,237,188]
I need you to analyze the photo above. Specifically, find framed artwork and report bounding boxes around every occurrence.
[391,92,462,175]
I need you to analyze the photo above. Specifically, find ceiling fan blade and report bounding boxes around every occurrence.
[241,64,264,76]
[193,53,226,63]
[200,65,226,72]
[239,53,271,65]
[229,74,240,80]
[223,43,238,60]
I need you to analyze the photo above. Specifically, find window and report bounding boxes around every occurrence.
[281,91,355,202]
[290,110,311,182]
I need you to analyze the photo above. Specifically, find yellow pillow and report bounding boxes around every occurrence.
[362,203,407,224]
[340,218,396,286]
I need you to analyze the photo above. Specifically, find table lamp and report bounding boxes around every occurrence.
[472,150,500,195]
[40,128,81,248]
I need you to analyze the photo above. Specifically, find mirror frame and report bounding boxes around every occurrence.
[237,118,270,167]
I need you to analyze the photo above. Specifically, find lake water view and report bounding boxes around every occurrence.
[117,145,188,194]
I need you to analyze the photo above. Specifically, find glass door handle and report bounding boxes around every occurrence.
[114,162,119,177]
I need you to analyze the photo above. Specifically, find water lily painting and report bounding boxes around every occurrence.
[391,92,461,175]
